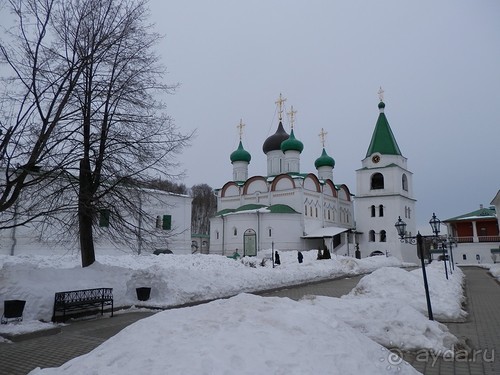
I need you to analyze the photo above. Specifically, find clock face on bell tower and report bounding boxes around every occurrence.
[371,155,380,164]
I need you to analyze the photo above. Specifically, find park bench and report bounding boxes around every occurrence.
[52,288,113,323]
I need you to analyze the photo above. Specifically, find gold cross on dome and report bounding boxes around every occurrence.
[378,86,385,102]
[319,128,328,148]
[287,106,297,129]
[237,119,245,140]
[275,93,287,121]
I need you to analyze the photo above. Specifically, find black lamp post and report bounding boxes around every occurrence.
[430,213,448,280]
[395,216,434,321]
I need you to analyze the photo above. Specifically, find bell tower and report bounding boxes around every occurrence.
[354,89,417,262]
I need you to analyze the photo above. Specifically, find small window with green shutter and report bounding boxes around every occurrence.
[99,209,110,227]
[162,215,172,230]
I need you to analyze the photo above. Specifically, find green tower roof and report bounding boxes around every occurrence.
[314,148,335,169]
[365,101,402,157]
[230,141,251,163]
[280,129,304,153]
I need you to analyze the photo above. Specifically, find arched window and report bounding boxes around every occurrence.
[379,205,384,217]
[233,227,237,236]
[369,230,375,242]
[380,230,386,242]
[408,208,411,219]
[371,205,376,217]
[315,207,318,217]
[371,173,384,190]
[216,230,219,240]
[305,205,308,216]
[402,174,408,191]
[328,210,331,220]
[310,207,313,216]
[268,228,272,237]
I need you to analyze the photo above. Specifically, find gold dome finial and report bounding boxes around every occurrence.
[275,93,287,121]
[378,86,385,102]
[237,119,245,141]
[287,105,297,130]
[319,128,328,148]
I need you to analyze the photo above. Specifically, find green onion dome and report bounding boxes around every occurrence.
[314,148,335,169]
[230,141,251,163]
[280,129,304,153]
[262,122,289,154]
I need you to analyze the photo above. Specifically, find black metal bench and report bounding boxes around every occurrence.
[52,288,113,322]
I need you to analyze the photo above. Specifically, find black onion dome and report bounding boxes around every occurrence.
[262,122,289,154]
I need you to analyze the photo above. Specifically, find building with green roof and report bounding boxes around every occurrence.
[210,94,353,256]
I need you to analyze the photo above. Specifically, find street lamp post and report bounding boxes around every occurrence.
[445,236,456,271]
[395,216,434,321]
[429,213,448,280]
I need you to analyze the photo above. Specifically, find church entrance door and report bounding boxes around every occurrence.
[244,229,257,256]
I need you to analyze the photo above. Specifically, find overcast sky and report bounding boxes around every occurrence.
[1,0,499,232]
[147,0,500,231]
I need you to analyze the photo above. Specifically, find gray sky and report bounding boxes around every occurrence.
[149,0,500,231]
[1,0,499,232]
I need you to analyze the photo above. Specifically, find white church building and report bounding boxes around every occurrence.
[209,95,355,257]
[210,92,420,263]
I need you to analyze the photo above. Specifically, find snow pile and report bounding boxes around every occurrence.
[0,252,468,374]
[27,294,420,375]
[347,263,467,322]
[488,263,500,281]
[0,251,407,322]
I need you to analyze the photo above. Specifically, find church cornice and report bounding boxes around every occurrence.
[356,163,413,174]
[354,194,417,202]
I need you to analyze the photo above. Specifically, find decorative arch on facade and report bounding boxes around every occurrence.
[221,181,240,198]
[242,176,268,195]
[303,174,321,192]
[337,184,351,201]
[270,174,296,191]
[370,173,384,190]
[323,180,337,197]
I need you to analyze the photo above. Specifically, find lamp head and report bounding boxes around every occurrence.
[429,213,441,236]
[395,216,407,238]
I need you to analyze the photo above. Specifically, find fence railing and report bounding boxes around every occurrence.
[455,236,500,243]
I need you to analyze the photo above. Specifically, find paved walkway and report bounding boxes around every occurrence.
[1,267,499,374]
[404,267,500,374]
[0,311,155,375]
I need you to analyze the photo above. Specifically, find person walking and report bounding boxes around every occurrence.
[274,251,281,265]
[297,251,303,263]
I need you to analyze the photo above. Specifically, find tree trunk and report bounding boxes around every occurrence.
[79,157,95,267]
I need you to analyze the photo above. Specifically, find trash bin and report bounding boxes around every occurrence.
[136,287,151,301]
[1,300,26,324]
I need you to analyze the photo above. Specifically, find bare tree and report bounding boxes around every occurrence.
[190,184,216,236]
[0,0,192,266]
[0,0,88,227]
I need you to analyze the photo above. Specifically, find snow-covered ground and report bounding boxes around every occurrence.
[488,263,500,281]
[0,250,466,374]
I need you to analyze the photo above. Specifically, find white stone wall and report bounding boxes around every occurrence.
[0,188,192,256]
